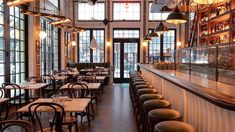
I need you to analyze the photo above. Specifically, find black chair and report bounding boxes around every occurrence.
[0,120,36,132]
[41,75,56,97]
[2,83,26,119]
[0,88,8,120]
[69,83,92,126]
[81,74,97,83]
[26,76,42,101]
[28,102,65,132]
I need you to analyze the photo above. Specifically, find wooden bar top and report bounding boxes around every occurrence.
[138,64,235,111]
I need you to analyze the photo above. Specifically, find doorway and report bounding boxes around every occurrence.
[113,39,140,83]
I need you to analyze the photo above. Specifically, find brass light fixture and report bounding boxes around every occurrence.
[194,0,227,4]
[155,5,169,34]
[50,18,71,25]
[21,9,67,19]
[148,29,159,38]
[166,6,187,25]
[7,0,34,6]
[155,22,169,34]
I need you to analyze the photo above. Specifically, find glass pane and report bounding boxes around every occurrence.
[113,29,140,38]
[0,51,4,62]
[0,38,4,50]
[93,30,104,62]
[114,42,121,78]
[10,63,15,74]
[0,64,4,75]
[0,25,4,37]
[149,3,170,21]
[78,3,105,20]
[79,30,90,63]
[124,43,138,78]
[113,2,140,20]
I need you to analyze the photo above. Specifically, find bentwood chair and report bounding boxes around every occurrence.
[2,83,27,119]
[0,120,36,132]
[26,76,42,101]
[0,88,8,120]
[28,102,65,132]
[41,75,56,97]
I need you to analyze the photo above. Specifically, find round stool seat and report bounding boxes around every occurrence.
[135,85,151,91]
[140,94,163,104]
[148,109,181,121]
[137,89,158,96]
[143,100,171,112]
[154,121,196,132]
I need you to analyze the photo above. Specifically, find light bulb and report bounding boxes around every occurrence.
[106,41,111,47]
[177,41,182,47]
[125,3,129,9]
[72,41,76,46]
[39,31,47,39]
[143,42,147,47]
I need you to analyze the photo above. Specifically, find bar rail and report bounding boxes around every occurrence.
[138,64,235,111]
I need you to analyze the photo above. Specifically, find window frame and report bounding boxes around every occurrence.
[148,2,171,22]
[112,1,141,22]
[78,28,106,63]
[148,28,177,62]
[40,17,61,75]
[77,2,106,22]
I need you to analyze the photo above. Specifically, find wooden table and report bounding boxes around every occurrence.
[0,98,9,104]
[60,82,101,90]
[17,98,91,113]
[6,83,49,101]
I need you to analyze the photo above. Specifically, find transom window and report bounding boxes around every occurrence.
[79,29,105,63]
[40,18,59,75]
[113,2,140,21]
[114,30,140,38]
[149,3,170,21]
[78,2,105,21]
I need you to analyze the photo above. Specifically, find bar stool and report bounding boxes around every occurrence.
[154,121,196,132]
[148,109,181,132]
[143,99,171,132]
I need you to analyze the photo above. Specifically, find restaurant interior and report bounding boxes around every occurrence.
[0,0,234,132]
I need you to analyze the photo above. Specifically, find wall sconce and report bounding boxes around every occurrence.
[71,40,76,47]
[39,31,47,39]
[177,41,182,47]
[143,42,148,47]
[106,41,111,47]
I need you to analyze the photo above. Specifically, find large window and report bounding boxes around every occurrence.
[48,0,59,8]
[0,0,4,84]
[9,7,26,83]
[149,3,170,21]
[113,2,140,21]
[78,2,105,21]
[149,30,176,62]
[40,18,59,75]
[79,29,105,63]
[0,2,26,85]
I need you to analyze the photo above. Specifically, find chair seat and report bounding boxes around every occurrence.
[49,116,77,125]
[154,121,196,132]
[148,109,181,121]
[140,94,164,103]
[143,100,171,112]
[135,85,151,91]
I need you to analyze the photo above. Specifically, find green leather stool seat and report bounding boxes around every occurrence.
[137,88,158,96]
[143,99,171,112]
[148,109,181,121]
[140,94,164,104]
[154,121,196,132]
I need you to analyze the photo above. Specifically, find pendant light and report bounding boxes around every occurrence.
[194,0,226,5]
[143,34,152,42]
[148,29,159,38]
[155,5,169,34]
[90,5,98,49]
[166,6,187,25]
[39,31,47,39]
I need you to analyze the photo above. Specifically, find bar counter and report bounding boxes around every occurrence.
[138,64,235,132]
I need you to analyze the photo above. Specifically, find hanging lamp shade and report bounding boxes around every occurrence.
[194,0,226,4]
[166,6,187,25]
[148,29,159,38]
[155,22,169,34]
[143,34,152,42]
[90,37,98,49]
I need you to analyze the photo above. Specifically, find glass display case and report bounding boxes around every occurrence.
[175,44,235,85]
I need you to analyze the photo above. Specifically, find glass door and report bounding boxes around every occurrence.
[113,40,139,83]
